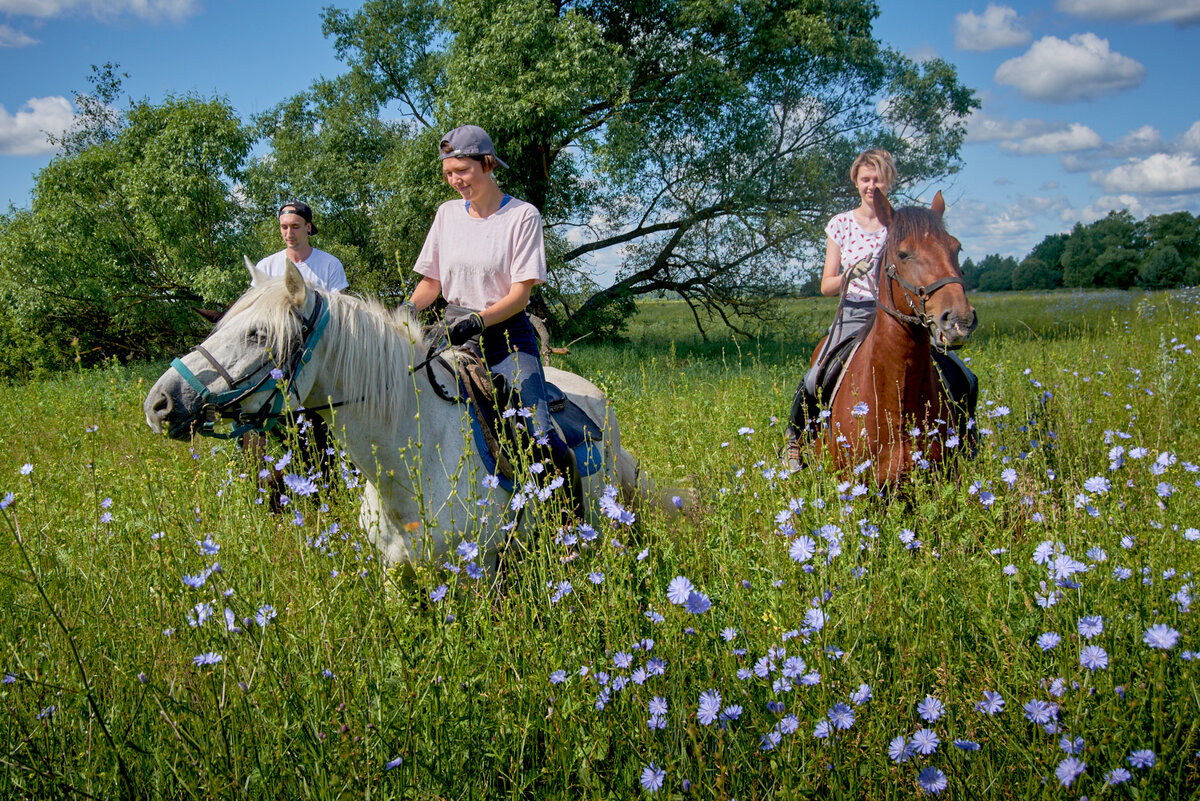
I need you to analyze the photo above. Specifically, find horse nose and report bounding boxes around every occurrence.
[938,308,977,341]
[145,388,173,430]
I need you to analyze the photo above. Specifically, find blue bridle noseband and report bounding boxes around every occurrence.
[168,292,331,439]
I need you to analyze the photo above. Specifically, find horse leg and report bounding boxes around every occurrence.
[614,445,690,518]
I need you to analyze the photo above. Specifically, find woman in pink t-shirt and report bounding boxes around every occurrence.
[409,125,578,508]
[787,149,896,458]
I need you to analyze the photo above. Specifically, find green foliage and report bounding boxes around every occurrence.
[1061,210,1140,289]
[1137,245,1186,290]
[317,0,978,335]
[1013,213,1200,294]
[964,253,1017,292]
[0,73,256,379]
[1012,257,1061,290]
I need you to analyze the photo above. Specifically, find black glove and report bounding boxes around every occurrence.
[448,312,485,346]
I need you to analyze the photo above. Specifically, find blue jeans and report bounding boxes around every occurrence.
[479,315,572,471]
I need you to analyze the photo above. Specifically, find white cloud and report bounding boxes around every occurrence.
[0,23,38,46]
[1182,121,1200,153]
[1093,153,1200,194]
[1110,125,1164,156]
[0,96,73,155]
[1056,0,1200,26]
[1000,123,1102,155]
[907,44,940,63]
[994,33,1146,102]
[950,196,1046,257]
[1060,153,1093,172]
[1074,194,1145,223]
[954,4,1031,51]
[966,112,1050,143]
[0,0,198,22]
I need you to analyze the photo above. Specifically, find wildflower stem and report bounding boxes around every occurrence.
[8,515,140,799]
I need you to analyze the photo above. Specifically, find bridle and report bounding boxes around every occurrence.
[874,242,966,354]
[168,292,331,439]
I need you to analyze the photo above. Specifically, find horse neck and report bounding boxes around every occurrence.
[301,297,460,475]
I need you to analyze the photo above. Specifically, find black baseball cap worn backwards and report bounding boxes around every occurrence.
[278,201,318,235]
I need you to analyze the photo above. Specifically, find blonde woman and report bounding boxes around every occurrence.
[787,149,897,459]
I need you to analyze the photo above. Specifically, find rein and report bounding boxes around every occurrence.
[875,249,965,354]
[169,292,333,439]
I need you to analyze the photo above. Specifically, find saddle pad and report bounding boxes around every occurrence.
[545,382,605,479]
[466,382,606,493]
[823,340,863,410]
[817,335,863,402]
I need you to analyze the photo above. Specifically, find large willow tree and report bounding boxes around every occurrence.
[304,0,977,337]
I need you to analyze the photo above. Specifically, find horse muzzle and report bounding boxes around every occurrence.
[934,308,977,350]
[144,382,203,439]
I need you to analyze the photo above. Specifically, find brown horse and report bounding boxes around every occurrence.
[810,188,977,484]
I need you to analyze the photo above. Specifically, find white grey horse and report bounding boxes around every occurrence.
[144,260,678,573]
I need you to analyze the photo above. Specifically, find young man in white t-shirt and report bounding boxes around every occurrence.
[254,201,348,293]
[249,201,344,506]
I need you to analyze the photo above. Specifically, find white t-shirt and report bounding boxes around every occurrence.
[826,211,887,303]
[414,196,547,311]
[255,249,348,293]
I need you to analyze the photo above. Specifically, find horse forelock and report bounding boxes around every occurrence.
[218,281,303,362]
[885,205,949,251]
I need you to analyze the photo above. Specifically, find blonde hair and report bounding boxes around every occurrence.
[850,149,896,191]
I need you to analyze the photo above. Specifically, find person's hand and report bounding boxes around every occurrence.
[845,260,873,281]
[448,312,485,346]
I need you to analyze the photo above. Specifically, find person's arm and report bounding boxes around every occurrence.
[479,279,537,327]
[819,237,844,297]
[410,276,442,310]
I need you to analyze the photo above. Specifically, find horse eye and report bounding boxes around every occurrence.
[897,250,912,261]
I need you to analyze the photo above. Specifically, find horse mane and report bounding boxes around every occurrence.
[220,280,427,429]
[884,204,949,250]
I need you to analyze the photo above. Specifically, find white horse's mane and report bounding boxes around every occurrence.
[220,280,427,429]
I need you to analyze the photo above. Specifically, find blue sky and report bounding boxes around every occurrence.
[1,0,1198,264]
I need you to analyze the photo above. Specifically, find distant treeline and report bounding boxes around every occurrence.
[962,209,1200,292]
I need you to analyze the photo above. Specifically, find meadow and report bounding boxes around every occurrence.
[1,288,1198,798]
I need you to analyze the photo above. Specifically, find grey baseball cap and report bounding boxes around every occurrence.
[439,124,509,168]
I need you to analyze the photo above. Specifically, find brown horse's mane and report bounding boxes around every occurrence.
[884,204,949,249]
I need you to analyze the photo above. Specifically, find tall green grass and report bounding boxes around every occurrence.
[1,289,1198,798]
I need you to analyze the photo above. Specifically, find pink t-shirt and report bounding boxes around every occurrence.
[414,197,547,311]
[826,211,887,302]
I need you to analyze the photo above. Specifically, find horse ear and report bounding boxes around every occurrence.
[284,259,309,307]
[931,191,945,216]
[873,187,893,227]
[192,307,225,324]
[245,255,270,287]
